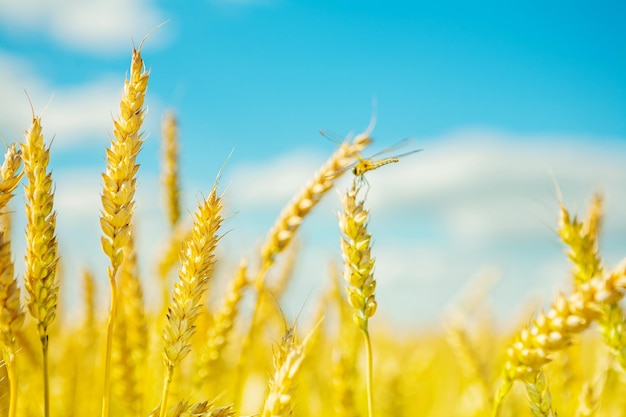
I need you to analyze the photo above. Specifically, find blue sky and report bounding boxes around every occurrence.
[0,0,625,326]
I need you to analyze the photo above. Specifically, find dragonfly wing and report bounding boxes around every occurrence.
[319,128,354,147]
[366,137,417,159]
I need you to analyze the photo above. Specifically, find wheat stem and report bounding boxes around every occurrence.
[2,348,17,417]
[158,366,174,417]
[363,329,375,417]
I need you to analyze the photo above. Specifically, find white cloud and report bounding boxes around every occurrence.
[0,0,167,54]
[0,50,148,148]
[227,150,327,208]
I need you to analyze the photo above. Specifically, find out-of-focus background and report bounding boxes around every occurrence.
[0,0,624,326]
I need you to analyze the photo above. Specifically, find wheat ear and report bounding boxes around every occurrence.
[559,199,626,369]
[525,370,556,417]
[159,178,223,417]
[557,200,602,286]
[261,319,322,417]
[151,400,235,417]
[339,177,378,417]
[99,44,149,417]
[21,114,59,417]
[161,110,182,227]
[0,143,24,417]
[493,262,626,416]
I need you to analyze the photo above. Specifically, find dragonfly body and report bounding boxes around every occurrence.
[352,157,401,176]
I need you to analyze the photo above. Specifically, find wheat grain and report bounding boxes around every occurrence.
[525,370,556,417]
[558,202,602,286]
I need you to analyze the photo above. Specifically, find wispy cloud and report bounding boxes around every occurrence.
[0,0,166,54]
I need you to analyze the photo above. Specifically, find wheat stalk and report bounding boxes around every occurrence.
[339,177,378,417]
[159,178,223,417]
[21,113,59,417]
[113,230,148,415]
[99,44,149,417]
[261,319,322,417]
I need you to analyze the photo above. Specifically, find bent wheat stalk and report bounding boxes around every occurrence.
[234,129,372,407]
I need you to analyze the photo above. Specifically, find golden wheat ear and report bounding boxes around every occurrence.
[21,112,59,417]
[161,110,182,228]
[100,44,149,417]
[159,173,224,417]
[0,142,25,417]
[261,318,323,417]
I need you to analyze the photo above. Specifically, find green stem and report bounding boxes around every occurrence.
[362,328,374,417]
[158,366,174,417]
[102,267,118,417]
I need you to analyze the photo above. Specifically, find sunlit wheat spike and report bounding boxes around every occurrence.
[339,178,377,332]
[21,111,59,417]
[101,44,149,417]
[261,319,322,417]
[159,176,223,417]
[525,370,556,417]
[161,110,182,228]
[22,114,59,340]
[0,142,24,352]
[501,261,626,387]
[0,144,23,212]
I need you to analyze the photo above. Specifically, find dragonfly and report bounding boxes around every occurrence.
[321,130,422,180]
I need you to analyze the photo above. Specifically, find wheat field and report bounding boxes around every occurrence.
[0,44,625,417]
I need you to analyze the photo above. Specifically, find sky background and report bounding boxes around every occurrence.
[0,0,625,328]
